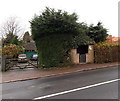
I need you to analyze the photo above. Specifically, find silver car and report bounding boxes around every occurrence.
[18,54,28,63]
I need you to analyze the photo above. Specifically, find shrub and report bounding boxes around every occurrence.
[94,42,119,63]
[2,44,22,58]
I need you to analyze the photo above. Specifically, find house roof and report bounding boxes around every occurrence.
[24,42,37,50]
[106,35,120,43]
[111,37,120,42]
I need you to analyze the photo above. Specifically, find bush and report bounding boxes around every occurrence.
[2,44,22,58]
[94,42,120,63]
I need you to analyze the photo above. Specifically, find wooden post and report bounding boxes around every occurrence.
[2,55,6,71]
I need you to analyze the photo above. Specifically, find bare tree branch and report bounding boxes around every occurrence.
[0,16,23,38]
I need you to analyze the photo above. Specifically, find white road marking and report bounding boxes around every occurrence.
[34,79,119,100]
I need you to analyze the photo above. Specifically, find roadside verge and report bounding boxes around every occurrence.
[1,62,119,83]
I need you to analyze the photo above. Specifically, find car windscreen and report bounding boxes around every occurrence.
[19,54,26,57]
[33,55,38,57]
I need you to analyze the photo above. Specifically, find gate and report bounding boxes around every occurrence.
[80,54,86,63]
[2,56,38,71]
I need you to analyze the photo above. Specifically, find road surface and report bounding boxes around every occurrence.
[1,66,119,99]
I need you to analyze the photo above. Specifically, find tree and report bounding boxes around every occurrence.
[0,17,23,46]
[30,7,93,67]
[30,7,81,41]
[23,31,31,43]
[2,33,20,45]
[87,22,108,43]
[71,34,94,49]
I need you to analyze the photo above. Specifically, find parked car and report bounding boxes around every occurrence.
[18,54,28,63]
[30,54,38,61]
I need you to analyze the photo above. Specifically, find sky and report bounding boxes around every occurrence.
[0,0,119,37]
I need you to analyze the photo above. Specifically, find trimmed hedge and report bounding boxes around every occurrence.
[36,34,72,68]
[94,42,120,63]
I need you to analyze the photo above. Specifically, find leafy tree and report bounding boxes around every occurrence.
[30,7,94,67]
[30,7,81,41]
[71,34,94,49]
[23,31,31,43]
[2,33,20,45]
[88,22,108,43]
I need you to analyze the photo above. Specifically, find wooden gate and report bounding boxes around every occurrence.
[2,57,38,71]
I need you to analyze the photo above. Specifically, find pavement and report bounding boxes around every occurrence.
[2,66,118,99]
[0,62,119,83]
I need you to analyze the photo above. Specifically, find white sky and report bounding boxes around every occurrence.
[0,0,119,37]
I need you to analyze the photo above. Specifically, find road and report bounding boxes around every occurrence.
[1,66,119,99]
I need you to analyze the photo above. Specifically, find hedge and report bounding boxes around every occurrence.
[94,42,120,63]
[36,34,72,68]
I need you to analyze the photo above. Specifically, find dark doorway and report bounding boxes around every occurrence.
[77,45,88,63]
[77,45,88,54]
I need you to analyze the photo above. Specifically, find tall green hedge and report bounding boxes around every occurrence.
[94,42,120,63]
[36,34,72,67]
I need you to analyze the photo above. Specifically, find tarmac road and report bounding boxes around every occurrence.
[1,66,119,99]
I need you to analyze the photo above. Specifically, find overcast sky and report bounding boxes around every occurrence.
[0,0,119,37]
